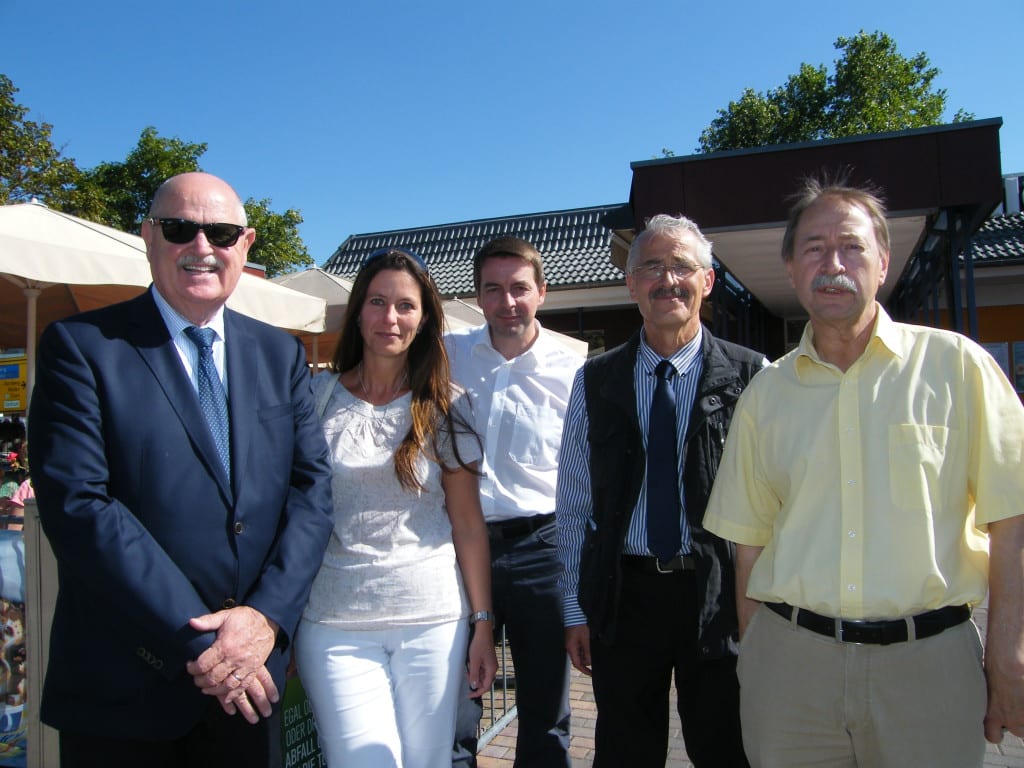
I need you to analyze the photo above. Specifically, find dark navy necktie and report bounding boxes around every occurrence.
[184,326,231,482]
[646,359,681,563]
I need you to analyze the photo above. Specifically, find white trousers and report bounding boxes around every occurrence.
[295,618,469,768]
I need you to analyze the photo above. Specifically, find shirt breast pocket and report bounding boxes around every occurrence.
[888,423,954,511]
[508,403,562,469]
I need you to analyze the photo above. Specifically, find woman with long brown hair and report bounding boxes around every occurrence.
[295,248,497,768]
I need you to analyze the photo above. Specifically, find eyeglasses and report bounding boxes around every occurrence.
[147,218,247,248]
[630,261,702,281]
[362,247,428,273]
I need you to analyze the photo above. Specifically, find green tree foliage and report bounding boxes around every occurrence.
[0,74,85,209]
[697,31,974,154]
[78,127,206,232]
[244,198,314,278]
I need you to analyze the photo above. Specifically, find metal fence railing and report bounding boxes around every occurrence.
[477,626,517,748]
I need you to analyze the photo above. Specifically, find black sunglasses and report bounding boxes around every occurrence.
[147,217,247,248]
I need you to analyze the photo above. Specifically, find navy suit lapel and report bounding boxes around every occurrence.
[129,292,233,503]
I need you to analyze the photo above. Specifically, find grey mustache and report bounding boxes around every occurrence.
[178,256,221,269]
[811,274,857,292]
[651,286,688,299]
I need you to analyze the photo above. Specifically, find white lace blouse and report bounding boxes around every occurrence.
[302,372,481,629]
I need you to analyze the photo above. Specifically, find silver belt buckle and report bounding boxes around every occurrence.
[655,555,693,573]
[836,619,868,644]
[655,556,679,574]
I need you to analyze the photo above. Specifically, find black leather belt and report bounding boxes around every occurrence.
[621,554,696,574]
[765,602,970,645]
[486,513,554,540]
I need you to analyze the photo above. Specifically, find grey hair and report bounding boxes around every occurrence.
[627,213,713,272]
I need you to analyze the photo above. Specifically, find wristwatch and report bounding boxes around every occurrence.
[469,610,494,625]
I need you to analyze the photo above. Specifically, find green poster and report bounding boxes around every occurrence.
[281,676,324,768]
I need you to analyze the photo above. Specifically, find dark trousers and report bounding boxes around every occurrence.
[590,566,748,768]
[59,697,283,768]
[453,519,571,768]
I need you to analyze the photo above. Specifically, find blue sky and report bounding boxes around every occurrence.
[4,0,1021,265]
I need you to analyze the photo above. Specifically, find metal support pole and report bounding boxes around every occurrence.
[24,288,41,411]
[957,211,980,340]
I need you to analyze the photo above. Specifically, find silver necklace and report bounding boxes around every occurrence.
[356,362,407,404]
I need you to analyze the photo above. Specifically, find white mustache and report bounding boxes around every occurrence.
[812,274,857,293]
[178,255,221,270]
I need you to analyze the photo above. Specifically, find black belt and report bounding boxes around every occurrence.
[486,513,554,540]
[765,602,970,645]
[621,554,696,574]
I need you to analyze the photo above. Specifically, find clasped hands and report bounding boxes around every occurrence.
[185,605,279,724]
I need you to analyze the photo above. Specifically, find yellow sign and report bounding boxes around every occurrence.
[0,357,26,412]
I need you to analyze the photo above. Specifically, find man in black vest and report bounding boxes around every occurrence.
[555,213,762,767]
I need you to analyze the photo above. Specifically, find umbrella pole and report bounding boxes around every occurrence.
[25,287,41,414]
[312,335,320,370]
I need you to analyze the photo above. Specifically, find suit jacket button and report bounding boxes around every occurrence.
[222,598,236,609]
[234,521,244,535]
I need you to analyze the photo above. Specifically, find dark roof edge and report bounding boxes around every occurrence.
[631,117,1005,170]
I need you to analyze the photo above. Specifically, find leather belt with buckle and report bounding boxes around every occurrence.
[621,554,696,574]
[765,601,970,645]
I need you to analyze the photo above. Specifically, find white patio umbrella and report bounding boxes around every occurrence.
[0,202,326,408]
[270,268,353,366]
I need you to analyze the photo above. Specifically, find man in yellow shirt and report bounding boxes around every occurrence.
[704,177,1024,767]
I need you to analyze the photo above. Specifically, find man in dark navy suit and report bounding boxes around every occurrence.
[29,172,334,767]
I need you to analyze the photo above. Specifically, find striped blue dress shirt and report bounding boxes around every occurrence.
[151,286,228,394]
[556,328,704,627]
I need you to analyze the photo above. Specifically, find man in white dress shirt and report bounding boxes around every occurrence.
[446,237,584,767]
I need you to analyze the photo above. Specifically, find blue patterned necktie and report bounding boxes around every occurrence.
[646,359,681,563]
[184,326,230,482]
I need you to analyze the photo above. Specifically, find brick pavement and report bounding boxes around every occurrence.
[477,599,1024,767]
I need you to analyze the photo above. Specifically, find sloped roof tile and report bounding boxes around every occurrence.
[969,212,1024,264]
[322,204,625,296]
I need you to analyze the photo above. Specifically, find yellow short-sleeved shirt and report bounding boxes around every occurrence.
[704,306,1024,620]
